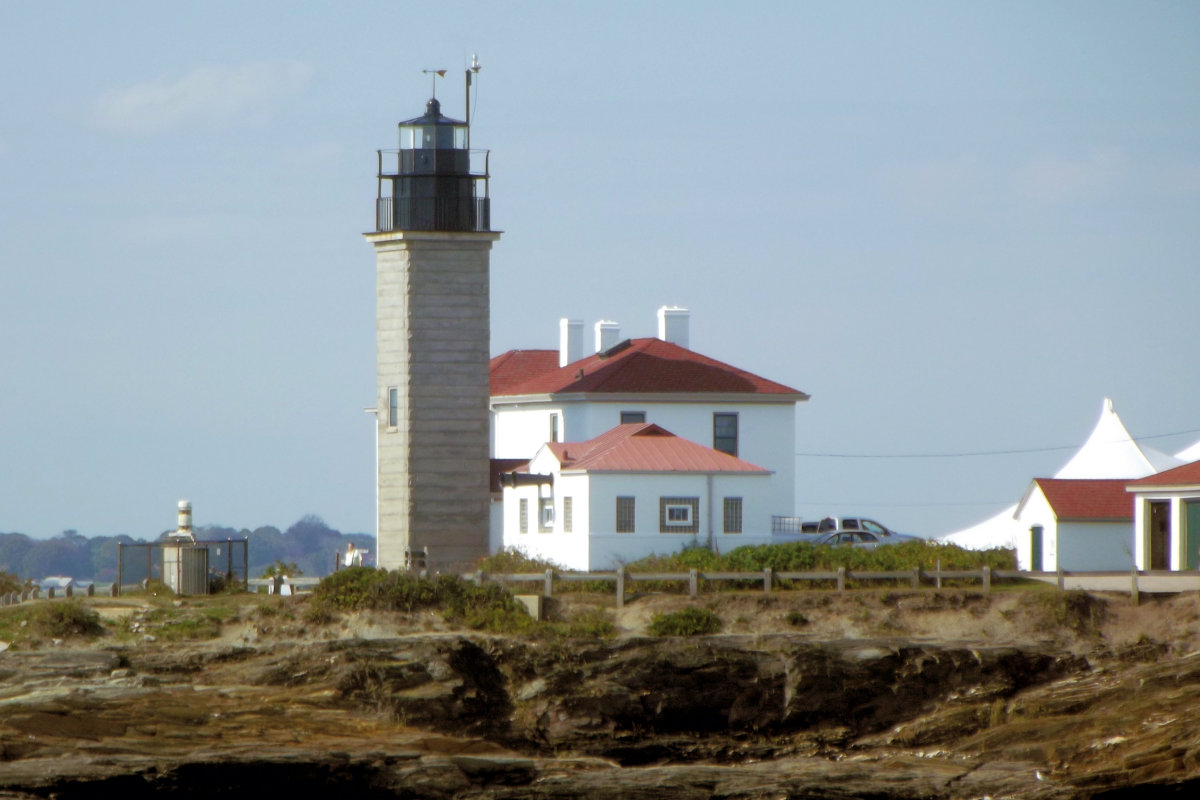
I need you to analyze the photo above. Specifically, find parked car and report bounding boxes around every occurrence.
[802,517,918,541]
[809,530,901,549]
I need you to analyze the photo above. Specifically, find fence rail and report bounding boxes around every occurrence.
[464,565,1195,608]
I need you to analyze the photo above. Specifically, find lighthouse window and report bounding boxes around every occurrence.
[387,387,398,428]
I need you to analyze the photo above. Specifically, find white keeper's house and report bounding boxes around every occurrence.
[488,307,809,570]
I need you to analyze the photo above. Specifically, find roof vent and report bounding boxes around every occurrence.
[598,339,633,358]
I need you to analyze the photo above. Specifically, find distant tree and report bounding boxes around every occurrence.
[20,532,93,579]
[88,535,140,582]
[0,533,34,576]
[0,570,27,595]
[248,526,285,568]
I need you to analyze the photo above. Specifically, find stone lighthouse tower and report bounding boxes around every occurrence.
[365,87,499,572]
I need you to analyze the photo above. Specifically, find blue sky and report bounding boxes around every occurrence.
[2,1,1198,540]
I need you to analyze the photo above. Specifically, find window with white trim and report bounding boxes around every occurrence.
[539,497,554,532]
[620,411,646,424]
[519,499,528,534]
[563,497,573,533]
[659,497,700,533]
[387,386,399,428]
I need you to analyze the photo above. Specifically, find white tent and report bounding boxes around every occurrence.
[940,398,1184,550]
[1176,438,1200,464]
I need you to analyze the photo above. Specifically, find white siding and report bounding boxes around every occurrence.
[492,397,797,518]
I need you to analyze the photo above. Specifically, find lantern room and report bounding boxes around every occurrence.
[375,96,491,233]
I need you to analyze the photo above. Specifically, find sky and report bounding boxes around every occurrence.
[1,1,1198,541]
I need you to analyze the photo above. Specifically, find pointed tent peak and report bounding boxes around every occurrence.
[1054,398,1182,479]
[1176,438,1200,463]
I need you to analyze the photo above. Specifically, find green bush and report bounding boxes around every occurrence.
[623,539,1015,578]
[647,606,722,636]
[785,610,809,627]
[30,601,104,638]
[1022,590,1108,636]
[311,568,535,634]
[475,548,564,574]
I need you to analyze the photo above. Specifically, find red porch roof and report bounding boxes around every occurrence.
[547,423,770,474]
[1127,459,1200,489]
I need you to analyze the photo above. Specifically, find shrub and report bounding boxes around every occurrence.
[311,568,535,634]
[475,548,564,574]
[647,606,722,636]
[785,610,809,627]
[30,601,104,638]
[1023,590,1108,636]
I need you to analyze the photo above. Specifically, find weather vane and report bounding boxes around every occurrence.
[421,69,447,99]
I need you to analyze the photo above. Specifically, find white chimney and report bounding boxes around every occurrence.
[657,305,690,348]
[559,318,583,367]
[594,320,621,353]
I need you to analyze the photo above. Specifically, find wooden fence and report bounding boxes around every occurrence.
[463,564,1176,608]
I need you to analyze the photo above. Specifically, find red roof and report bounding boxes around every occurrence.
[1127,459,1200,489]
[547,423,770,474]
[490,350,560,396]
[1034,479,1133,521]
[491,338,806,398]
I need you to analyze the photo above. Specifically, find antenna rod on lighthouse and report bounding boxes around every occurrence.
[465,53,481,150]
[422,68,446,99]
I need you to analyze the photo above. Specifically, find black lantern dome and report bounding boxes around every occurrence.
[374,97,491,232]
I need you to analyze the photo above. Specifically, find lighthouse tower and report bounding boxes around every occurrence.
[365,88,499,572]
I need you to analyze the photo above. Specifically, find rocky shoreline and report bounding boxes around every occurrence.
[0,590,1198,798]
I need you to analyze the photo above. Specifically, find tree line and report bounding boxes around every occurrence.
[0,515,372,582]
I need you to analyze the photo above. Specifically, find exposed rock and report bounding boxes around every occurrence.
[0,592,1198,798]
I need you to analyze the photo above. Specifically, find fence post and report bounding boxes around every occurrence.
[117,542,124,597]
[616,570,625,609]
[982,566,991,595]
[544,569,554,598]
[688,569,698,597]
[836,566,846,593]
[1131,566,1139,606]
[110,582,119,597]
[935,559,942,591]
[1057,568,1065,591]
[911,567,920,590]
[763,568,773,594]
[475,569,484,586]
[65,584,73,598]
[47,587,55,600]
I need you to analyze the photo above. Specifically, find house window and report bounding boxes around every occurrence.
[549,413,559,443]
[387,386,399,428]
[563,497,573,533]
[519,499,528,534]
[539,497,554,532]
[620,411,646,424]
[616,497,636,533]
[660,497,700,534]
[713,413,738,456]
[723,497,743,534]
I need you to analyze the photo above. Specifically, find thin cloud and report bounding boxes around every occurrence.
[90,61,314,135]
[1012,147,1127,206]
[880,156,982,215]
